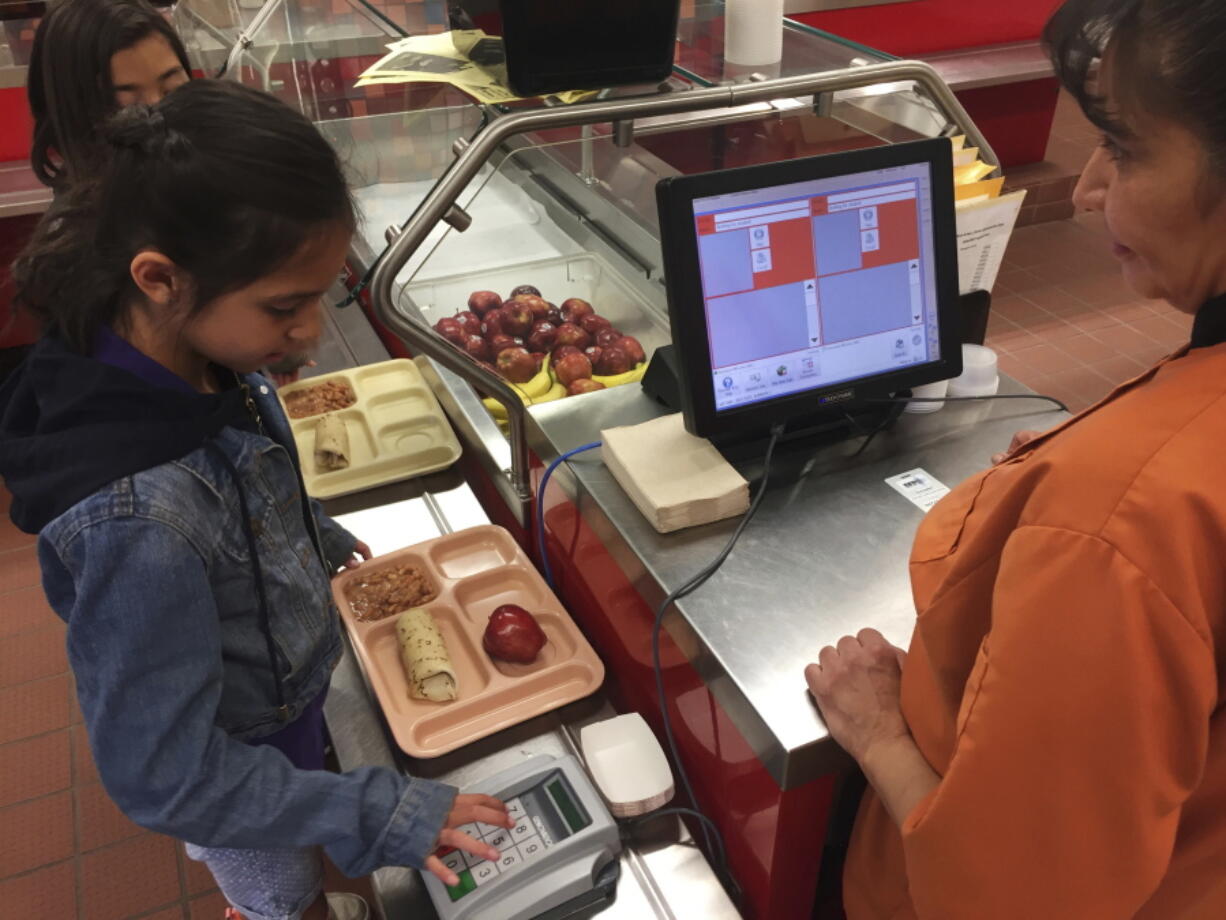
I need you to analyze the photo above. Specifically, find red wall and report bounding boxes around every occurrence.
[792,0,1063,57]
[0,87,34,163]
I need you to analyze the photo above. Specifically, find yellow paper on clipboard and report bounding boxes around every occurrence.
[953,147,981,167]
[955,176,1005,201]
[948,135,966,151]
[954,161,996,185]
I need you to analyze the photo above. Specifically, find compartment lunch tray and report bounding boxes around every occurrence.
[277,359,461,500]
[332,525,605,759]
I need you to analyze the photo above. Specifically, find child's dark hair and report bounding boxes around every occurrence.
[1044,0,1226,173]
[27,0,194,188]
[14,79,357,353]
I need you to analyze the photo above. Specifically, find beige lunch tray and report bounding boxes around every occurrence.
[332,525,606,759]
[277,359,461,500]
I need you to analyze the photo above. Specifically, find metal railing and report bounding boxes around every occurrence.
[370,59,997,505]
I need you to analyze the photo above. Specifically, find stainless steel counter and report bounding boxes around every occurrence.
[314,295,740,920]
[527,379,1068,789]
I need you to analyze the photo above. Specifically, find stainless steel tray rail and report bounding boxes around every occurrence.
[369,60,997,510]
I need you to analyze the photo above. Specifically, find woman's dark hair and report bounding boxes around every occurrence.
[27,0,194,188]
[13,79,357,352]
[1044,0,1226,168]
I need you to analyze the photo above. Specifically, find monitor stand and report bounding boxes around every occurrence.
[640,345,906,463]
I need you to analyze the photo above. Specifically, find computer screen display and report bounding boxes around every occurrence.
[655,140,961,439]
[692,162,940,412]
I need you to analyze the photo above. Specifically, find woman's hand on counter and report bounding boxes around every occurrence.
[338,540,373,573]
[424,793,514,886]
[806,629,939,828]
[805,628,909,763]
[991,428,1044,465]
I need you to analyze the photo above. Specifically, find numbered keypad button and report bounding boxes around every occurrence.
[476,821,502,838]
[471,860,500,887]
[441,851,465,875]
[519,837,546,862]
[498,847,523,872]
[486,829,510,851]
[506,798,526,822]
[458,823,481,840]
[511,814,535,841]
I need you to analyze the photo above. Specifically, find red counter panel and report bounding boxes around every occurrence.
[792,0,1062,58]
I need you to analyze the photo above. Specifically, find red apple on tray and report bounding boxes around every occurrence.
[509,284,542,299]
[554,352,593,387]
[456,311,483,337]
[616,335,646,365]
[552,344,581,363]
[594,345,633,376]
[517,295,552,321]
[554,322,592,350]
[526,321,558,352]
[482,604,547,663]
[486,333,520,355]
[496,346,537,384]
[530,352,546,374]
[583,345,603,367]
[545,305,565,326]
[561,298,594,322]
[502,301,535,338]
[461,333,491,362]
[467,290,503,316]
[595,327,623,348]
[567,378,606,396]
[433,317,465,345]
[579,314,613,335]
[482,307,509,338]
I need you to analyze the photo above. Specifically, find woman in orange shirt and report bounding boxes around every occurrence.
[807,1,1226,917]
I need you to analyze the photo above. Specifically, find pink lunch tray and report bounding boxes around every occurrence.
[332,525,605,758]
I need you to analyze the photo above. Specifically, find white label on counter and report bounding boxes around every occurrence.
[885,468,950,512]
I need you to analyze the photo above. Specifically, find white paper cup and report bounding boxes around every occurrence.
[904,378,950,413]
[947,344,1000,398]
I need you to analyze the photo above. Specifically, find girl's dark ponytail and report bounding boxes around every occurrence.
[13,80,356,354]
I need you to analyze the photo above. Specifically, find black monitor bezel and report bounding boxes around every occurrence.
[655,139,963,440]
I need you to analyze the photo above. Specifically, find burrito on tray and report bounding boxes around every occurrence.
[314,413,350,472]
[395,607,458,702]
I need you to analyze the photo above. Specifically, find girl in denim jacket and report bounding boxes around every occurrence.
[0,79,510,920]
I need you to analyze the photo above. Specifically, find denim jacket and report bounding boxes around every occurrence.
[35,376,456,876]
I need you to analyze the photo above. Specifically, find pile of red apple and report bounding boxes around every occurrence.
[431,285,647,396]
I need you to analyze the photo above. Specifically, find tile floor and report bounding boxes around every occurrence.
[0,92,1199,918]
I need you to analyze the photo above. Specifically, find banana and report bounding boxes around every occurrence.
[481,377,564,421]
[591,361,647,388]
[517,362,554,399]
[481,387,525,420]
[532,382,568,404]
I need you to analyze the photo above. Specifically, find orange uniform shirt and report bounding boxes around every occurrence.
[845,342,1226,919]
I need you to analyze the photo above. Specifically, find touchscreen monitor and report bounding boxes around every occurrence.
[656,139,963,439]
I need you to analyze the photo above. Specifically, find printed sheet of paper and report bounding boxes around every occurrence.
[955,189,1027,295]
[355,30,595,105]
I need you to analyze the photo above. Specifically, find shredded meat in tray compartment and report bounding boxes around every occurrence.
[284,380,357,419]
[347,564,438,622]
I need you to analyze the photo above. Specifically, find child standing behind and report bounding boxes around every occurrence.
[0,80,509,920]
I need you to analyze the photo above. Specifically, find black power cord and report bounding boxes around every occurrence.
[650,421,785,888]
[868,392,1071,413]
[850,391,1071,457]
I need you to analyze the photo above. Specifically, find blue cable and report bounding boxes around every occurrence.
[535,441,602,591]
